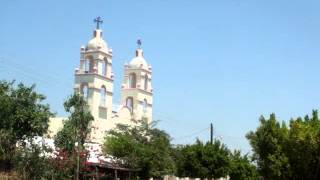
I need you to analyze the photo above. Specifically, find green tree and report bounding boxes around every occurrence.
[246,114,290,179]
[173,142,204,178]
[54,93,94,152]
[229,150,260,180]
[285,111,320,179]
[54,93,94,178]
[247,111,320,180]
[147,128,176,178]
[0,80,53,170]
[14,140,53,180]
[174,139,231,179]
[103,120,175,179]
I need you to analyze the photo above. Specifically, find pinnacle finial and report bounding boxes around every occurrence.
[94,16,103,29]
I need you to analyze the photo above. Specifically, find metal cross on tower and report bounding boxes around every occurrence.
[94,16,103,29]
[137,39,142,49]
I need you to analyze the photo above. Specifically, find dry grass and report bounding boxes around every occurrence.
[0,172,19,180]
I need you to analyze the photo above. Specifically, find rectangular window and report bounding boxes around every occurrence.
[99,107,107,119]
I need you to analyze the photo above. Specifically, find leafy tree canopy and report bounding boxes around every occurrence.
[54,93,94,153]
[103,119,175,179]
[247,110,320,180]
[52,93,94,179]
[0,80,52,168]
[229,150,260,180]
[173,139,231,179]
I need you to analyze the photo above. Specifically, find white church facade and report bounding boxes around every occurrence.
[48,18,153,144]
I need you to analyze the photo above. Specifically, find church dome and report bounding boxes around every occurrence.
[129,49,148,69]
[86,29,108,52]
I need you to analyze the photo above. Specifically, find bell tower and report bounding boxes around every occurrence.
[74,17,114,143]
[120,40,153,123]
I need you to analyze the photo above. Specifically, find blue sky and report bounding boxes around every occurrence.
[1,0,320,153]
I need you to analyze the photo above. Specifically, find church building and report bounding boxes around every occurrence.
[48,17,153,144]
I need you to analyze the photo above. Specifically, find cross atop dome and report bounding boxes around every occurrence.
[135,39,144,57]
[86,17,108,52]
[137,39,142,49]
[94,16,103,29]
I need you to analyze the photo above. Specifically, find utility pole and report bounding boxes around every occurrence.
[76,99,83,180]
[74,113,79,180]
[210,123,213,144]
[76,141,80,180]
[75,123,80,180]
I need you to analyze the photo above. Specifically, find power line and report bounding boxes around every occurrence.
[0,57,72,82]
[173,127,210,141]
[0,63,69,90]
[0,57,72,88]
[0,56,70,81]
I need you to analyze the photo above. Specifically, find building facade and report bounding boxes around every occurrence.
[49,23,153,144]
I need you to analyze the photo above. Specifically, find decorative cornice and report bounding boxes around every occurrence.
[122,88,153,95]
[83,49,113,57]
[80,59,112,65]
[91,86,113,95]
[99,106,107,110]
[73,86,114,95]
[124,67,152,73]
[75,72,114,82]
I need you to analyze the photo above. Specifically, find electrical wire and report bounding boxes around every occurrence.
[173,127,210,141]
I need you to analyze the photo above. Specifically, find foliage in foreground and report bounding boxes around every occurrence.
[247,110,320,180]
[0,84,94,179]
[0,80,52,170]
[54,93,94,153]
[103,120,175,179]
[173,140,231,179]
[104,120,259,179]
[53,93,94,178]
[229,150,260,180]
[14,140,53,180]
[14,93,93,179]
[173,140,259,180]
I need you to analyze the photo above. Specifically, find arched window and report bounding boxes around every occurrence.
[128,73,136,88]
[89,59,95,73]
[126,97,133,111]
[144,75,148,91]
[100,86,106,106]
[82,84,89,99]
[85,56,94,73]
[85,60,90,73]
[101,61,107,76]
[143,99,147,113]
